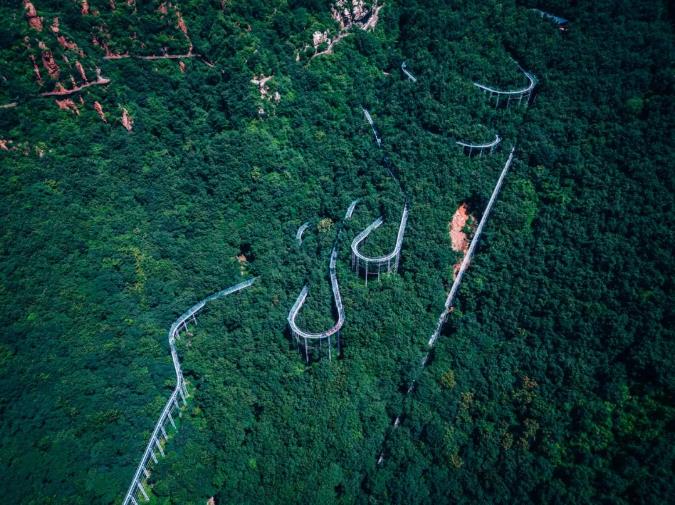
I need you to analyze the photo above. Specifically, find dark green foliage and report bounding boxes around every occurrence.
[0,1,672,504]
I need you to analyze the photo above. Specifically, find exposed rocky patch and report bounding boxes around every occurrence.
[307,0,383,59]
[75,61,87,82]
[55,98,79,115]
[121,108,133,131]
[23,1,43,32]
[94,101,107,122]
[52,18,83,54]
[251,74,280,114]
[449,203,475,277]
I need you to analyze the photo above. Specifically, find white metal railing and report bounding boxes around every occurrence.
[122,278,255,505]
[457,134,502,156]
[345,199,360,220]
[474,69,537,107]
[296,222,310,244]
[531,8,569,26]
[287,248,344,362]
[401,62,417,82]
[351,204,409,283]
[362,108,382,147]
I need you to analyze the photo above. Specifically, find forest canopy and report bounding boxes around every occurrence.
[0,1,673,504]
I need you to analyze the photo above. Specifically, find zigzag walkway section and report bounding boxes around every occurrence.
[357,107,410,284]
[287,247,345,363]
[286,105,410,362]
[287,199,362,362]
[122,278,255,505]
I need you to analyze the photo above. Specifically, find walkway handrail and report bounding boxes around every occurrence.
[351,204,409,264]
[428,148,515,347]
[122,278,255,505]
[401,62,417,82]
[296,222,310,244]
[287,247,345,340]
[456,134,501,150]
[345,199,360,220]
[531,8,569,26]
[473,69,537,96]
[362,108,382,147]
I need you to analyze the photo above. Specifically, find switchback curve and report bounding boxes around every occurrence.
[287,248,344,362]
[351,203,409,284]
[456,134,501,156]
[296,221,310,244]
[474,68,537,107]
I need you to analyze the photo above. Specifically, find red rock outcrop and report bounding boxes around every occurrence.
[58,35,80,52]
[51,17,82,53]
[121,108,133,131]
[24,38,44,85]
[55,98,79,115]
[29,53,43,85]
[176,11,188,36]
[450,203,471,252]
[75,61,88,82]
[39,42,60,79]
[94,101,107,122]
[24,1,43,31]
[449,203,475,277]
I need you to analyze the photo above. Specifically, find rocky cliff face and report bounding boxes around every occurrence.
[306,1,383,59]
